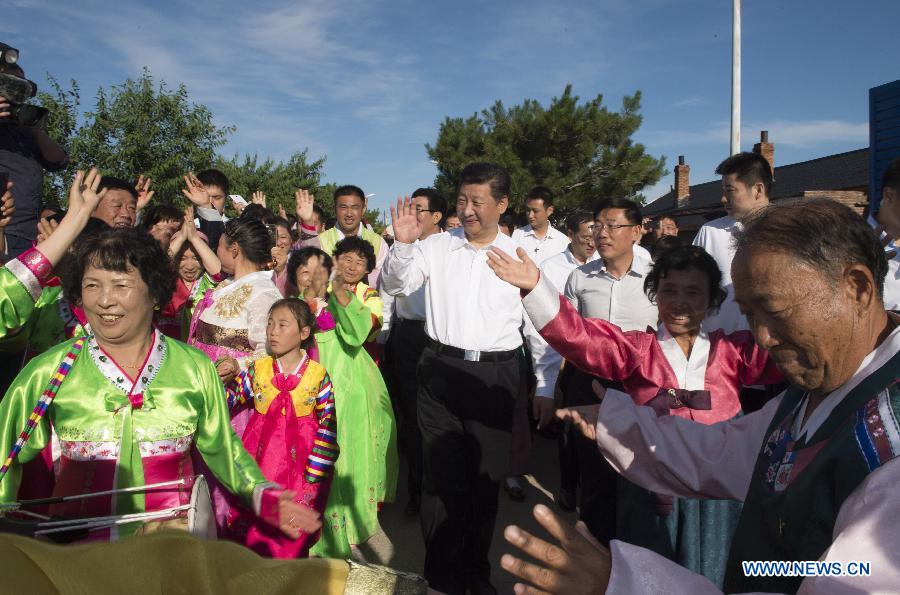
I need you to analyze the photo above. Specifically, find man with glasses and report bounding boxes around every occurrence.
[380,187,447,516]
[560,197,658,545]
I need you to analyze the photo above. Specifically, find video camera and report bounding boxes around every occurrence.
[0,42,49,128]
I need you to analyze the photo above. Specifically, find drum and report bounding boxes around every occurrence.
[187,474,216,539]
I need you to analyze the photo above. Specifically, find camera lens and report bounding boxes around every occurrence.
[1,48,17,64]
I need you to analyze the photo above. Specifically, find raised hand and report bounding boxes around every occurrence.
[181,172,211,208]
[277,490,322,538]
[135,175,155,211]
[271,244,289,272]
[278,204,288,220]
[389,195,421,244]
[36,218,58,243]
[295,189,315,225]
[68,168,107,216]
[486,246,539,291]
[501,504,611,594]
[181,207,198,242]
[0,182,14,229]
[252,190,266,207]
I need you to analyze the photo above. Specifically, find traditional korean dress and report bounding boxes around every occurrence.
[225,354,338,558]
[187,270,282,529]
[0,247,54,341]
[0,330,274,541]
[158,274,217,341]
[523,273,783,587]
[303,289,397,558]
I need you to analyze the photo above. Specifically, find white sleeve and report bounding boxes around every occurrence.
[523,314,558,399]
[377,288,395,344]
[595,389,782,500]
[196,206,223,222]
[245,289,281,358]
[563,269,580,310]
[692,224,708,248]
[380,241,428,297]
[607,454,900,595]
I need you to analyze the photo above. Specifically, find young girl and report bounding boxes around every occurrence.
[159,209,222,340]
[285,245,398,559]
[226,298,338,558]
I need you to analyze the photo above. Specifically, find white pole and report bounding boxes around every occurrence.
[731,0,742,155]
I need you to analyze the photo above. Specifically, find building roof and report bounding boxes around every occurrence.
[644,148,869,217]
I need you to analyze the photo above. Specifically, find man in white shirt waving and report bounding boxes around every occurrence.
[512,186,570,266]
[382,163,526,595]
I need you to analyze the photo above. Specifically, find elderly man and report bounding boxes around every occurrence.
[487,198,900,593]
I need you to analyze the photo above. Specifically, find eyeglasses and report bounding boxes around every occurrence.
[593,222,640,232]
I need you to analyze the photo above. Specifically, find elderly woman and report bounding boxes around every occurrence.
[0,226,318,542]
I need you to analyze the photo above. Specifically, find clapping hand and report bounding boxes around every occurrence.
[181,172,211,209]
[182,207,199,241]
[295,189,315,225]
[0,181,14,229]
[486,246,540,291]
[135,175,155,211]
[501,504,612,594]
[389,195,422,244]
[252,190,266,207]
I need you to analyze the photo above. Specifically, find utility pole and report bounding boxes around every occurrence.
[731,0,742,155]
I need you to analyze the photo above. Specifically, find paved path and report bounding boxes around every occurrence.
[358,433,578,593]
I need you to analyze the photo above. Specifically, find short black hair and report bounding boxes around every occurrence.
[525,186,554,208]
[333,185,366,203]
[644,245,727,313]
[650,234,683,261]
[459,163,511,202]
[223,216,274,267]
[333,235,376,273]
[734,197,888,299]
[412,187,448,223]
[98,177,137,201]
[139,204,183,230]
[62,227,175,309]
[499,212,517,233]
[654,215,678,228]
[287,247,331,289]
[196,169,230,195]
[240,204,277,224]
[715,152,773,196]
[593,197,642,226]
[565,209,593,233]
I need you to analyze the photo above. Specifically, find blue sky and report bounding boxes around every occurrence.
[6,0,898,218]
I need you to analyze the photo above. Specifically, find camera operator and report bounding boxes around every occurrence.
[0,43,68,258]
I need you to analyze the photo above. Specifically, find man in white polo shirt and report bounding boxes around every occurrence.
[382,163,526,595]
[512,186,569,266]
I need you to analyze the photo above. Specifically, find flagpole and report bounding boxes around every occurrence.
[731,0,742,155]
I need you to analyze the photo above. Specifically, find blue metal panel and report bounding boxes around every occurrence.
[871,80,900,212]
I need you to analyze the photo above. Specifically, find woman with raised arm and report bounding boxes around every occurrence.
[486,244,783,588]
[0,227,319,542]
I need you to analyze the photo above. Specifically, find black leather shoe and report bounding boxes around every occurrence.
[556,487,576,511]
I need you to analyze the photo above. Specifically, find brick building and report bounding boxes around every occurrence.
[643,131,869,236]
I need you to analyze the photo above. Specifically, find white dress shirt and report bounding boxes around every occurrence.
[527,247,600,398]
[381,227,525,351]
[512,225,570,267]
[692,215,748,334]
[563,249,658,332]
[867,213,900,311]
[378,240,431,343]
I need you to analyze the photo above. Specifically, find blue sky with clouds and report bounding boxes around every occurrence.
[5,0,898,217]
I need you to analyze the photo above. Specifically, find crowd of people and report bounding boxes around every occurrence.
[2,46,900,594]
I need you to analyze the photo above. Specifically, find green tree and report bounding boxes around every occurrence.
[427,85,667,217]
[35,75,80,207]
[69,69,234,206]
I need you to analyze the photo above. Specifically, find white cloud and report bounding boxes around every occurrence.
[672,95,707,108]
[640,118,867,150]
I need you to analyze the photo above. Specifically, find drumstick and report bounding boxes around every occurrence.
[0,478,189,511]
[33,505,192,535]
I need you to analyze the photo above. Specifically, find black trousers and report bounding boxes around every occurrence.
[559,366,620,546]
[387,319,428,500]
[417,346,522,594]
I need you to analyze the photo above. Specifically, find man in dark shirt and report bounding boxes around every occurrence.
[0,56,68,258]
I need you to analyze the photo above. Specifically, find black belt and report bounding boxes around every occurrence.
[426,338,519,362]
[395,318,425,325]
